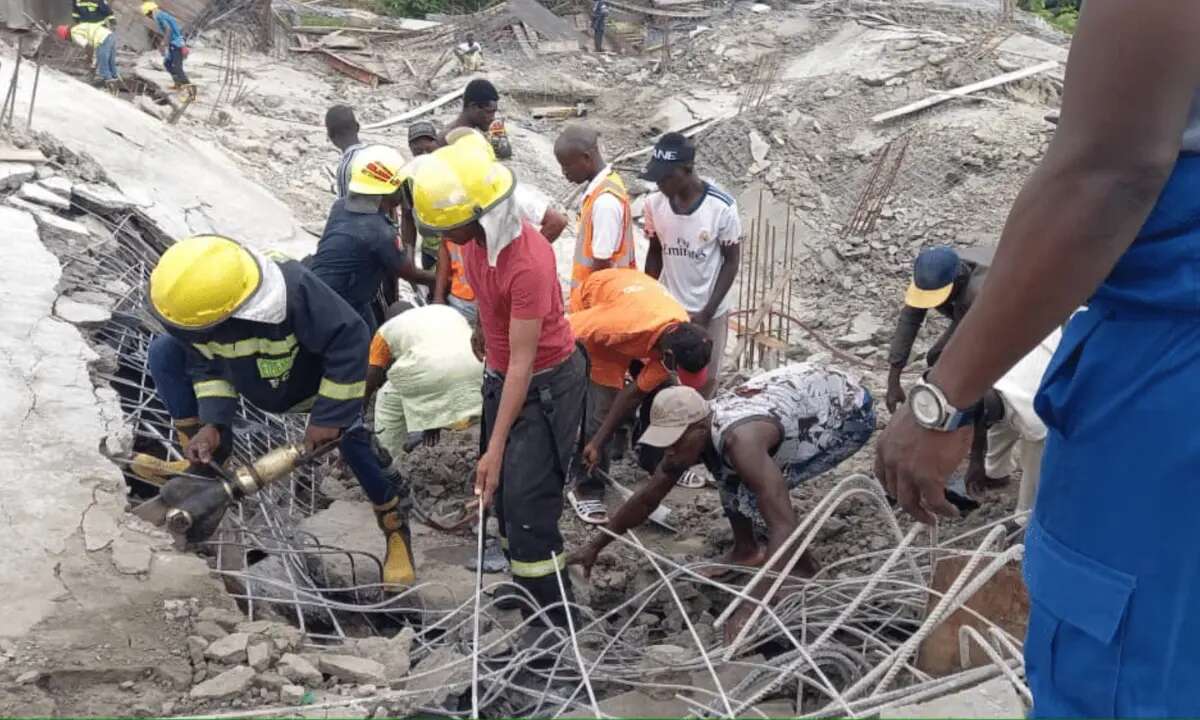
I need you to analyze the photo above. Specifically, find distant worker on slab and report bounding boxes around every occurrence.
[454,32,483,73]
[142,2,191,92]
[56,22,119,90]
[326,105,366,200]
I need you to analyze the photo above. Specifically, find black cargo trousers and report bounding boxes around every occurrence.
[481,348,587,626]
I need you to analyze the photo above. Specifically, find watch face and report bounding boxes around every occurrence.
[910,386,943,426]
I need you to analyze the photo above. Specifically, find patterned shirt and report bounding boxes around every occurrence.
[707,363,870,480]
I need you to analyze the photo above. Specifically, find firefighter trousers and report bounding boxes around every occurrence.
[482,348,587,627]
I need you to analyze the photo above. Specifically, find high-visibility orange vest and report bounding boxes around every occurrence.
[446,242,475,302]
[568,170,635,312]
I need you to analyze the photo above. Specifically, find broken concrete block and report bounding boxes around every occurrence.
[280,684,306,703]
[109,534,152,574]
[189,665,257,700]
[31,211,91,244]
[254,672,288,691]
[691,653,765,693]
[0,162,35,190]
[135,95,168,120]
[749,699,796,717]
[16,670,40,685]
[880,676,1026,718]
[278,653,322,683]
[318,654,386,685]
[186,635,209,665]
[73,182,135,212]
[18,182,71,211]
[350,627,413,680]
[37,176,73,197]
[298,501,384,587]
[198,606,246,632]
[407,646,470,707]
[563,690,693,718]
[204,632,250,664]
[247,641,272,672]
[6,195,43,214]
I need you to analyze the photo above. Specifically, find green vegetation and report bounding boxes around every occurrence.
[1018,0,1079,34]
[376,0,490,18]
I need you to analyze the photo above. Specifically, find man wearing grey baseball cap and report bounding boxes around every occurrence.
[569,362,875,641]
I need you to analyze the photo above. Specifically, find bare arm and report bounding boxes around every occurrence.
[398,257,436,289]
[697,242,740,323]
[540,208,569,243]
[585,463,678,558]
[365,365,388,405]
[645,235,663,279]
[585,380,644,452]
[933,0,1200,407]
[434,242,452,304]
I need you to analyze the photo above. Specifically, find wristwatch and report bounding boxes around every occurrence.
[908,374,975,432]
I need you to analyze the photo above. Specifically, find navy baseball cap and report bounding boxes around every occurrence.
[905,246,960,309]
[640,132,695,182]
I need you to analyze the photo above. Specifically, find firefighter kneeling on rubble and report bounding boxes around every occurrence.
[143,235,416,587]
[407,131,586,628]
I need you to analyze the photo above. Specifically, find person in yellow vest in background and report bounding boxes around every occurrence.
[554,124,637,313]
[56,22,120,91]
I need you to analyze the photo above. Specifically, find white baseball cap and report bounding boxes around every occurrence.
[638,386,710,448]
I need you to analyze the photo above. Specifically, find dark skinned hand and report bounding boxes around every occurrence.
[581,440,602,470]
[566,541,600,580]
[304,424,342,453]
[423,428,442,447]
[885,378,907,414]
[873,403,965,524]
[689,310,713,327]
[186,424,222,465]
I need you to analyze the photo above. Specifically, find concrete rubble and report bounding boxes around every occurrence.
[0,0,1064,713]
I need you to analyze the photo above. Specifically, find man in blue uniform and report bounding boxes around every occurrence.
[874,1,1200,715]
[145,235,415,587]
[142,2,190,90]
[307,144,433,332]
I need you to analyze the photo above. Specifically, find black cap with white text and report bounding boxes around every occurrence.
[640,132,695,182]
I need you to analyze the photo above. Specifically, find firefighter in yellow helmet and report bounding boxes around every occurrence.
[308,144,434,332]
[409,131,587,628]
[143,235,416,587]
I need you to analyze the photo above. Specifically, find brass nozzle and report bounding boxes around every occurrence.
[232,443,306,497]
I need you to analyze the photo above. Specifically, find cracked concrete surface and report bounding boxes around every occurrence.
[0,43,311,258]
[0,207,225,712]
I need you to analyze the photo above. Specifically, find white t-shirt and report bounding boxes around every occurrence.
[582,165,625,259]
[993,326,1061,442]
[643,182,741,316]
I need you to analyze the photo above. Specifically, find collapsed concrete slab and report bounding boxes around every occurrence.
[0,48,312,257]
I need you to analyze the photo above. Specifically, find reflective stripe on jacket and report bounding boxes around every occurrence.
[167,259,370,428]
[70,22,111,49]
[569,171,635,312]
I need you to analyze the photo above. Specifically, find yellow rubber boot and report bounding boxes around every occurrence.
[130,418,200,486]
[375,498,416,587]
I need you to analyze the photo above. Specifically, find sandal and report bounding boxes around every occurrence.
[676,467,709,489]
[568,490,609,525]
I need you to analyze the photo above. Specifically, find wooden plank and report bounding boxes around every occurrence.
[317,49,387,87]
[291,25,431,36]
[512,23,536,60]
[361,87,464,130]
[871,60,1058,124]
[506,0,582,42]
[607,0,713,18]
[0,146,46,163]
[531,104,587,119]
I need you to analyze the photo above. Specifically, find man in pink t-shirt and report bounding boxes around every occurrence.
[410,139,586,628]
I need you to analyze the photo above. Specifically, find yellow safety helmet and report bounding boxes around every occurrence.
[409,131,514,233]
[149,235,261,330]
[141,1,158,15]
[348,144,409,196]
